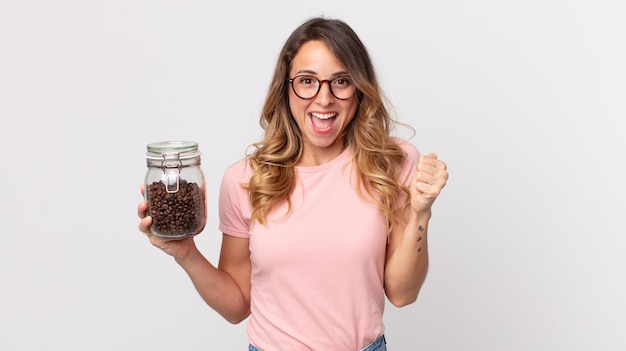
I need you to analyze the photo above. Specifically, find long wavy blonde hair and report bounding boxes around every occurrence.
[244,17,413,232]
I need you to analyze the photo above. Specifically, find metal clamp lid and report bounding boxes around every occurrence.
[146,141,200,160]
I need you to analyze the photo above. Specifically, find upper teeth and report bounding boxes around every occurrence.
[311,112,336,119]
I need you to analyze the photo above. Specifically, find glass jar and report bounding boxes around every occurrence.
[144,141,207,239]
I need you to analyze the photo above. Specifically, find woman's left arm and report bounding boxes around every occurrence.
[384,153,448,307]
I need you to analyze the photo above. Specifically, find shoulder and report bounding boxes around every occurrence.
[219,157,254,196]
[223,157,254,182]
[390,137,420,161]
[390,138,420,185]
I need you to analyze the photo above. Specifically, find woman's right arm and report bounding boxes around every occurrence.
[175,234,251,324]
[137,196,251,324]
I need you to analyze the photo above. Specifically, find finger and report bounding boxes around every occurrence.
[420,154,446,170]
[137,201,149,218]
[415,166,448,194]
[138,215,153,235]
[418,161,448,187]
[140,183,146,196]
[417,167,448,189]
[415,169,440,186]
[418,163,447,182]
[415,181,442,199]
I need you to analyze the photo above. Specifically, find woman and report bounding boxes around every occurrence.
[138,17,448,351]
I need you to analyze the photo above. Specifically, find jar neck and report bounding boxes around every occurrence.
[146,156,201,168]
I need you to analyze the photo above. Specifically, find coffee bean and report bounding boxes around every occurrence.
[146,179,206,238]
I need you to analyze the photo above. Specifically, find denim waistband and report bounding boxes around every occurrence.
[361,334,387,351]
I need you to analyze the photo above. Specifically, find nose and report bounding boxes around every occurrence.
[315,80,334,105]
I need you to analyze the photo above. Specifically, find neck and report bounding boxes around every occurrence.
[297,142,347,166]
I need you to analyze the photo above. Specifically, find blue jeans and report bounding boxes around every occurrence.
[248,334,387,351]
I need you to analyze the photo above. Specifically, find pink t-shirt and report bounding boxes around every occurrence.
[218,138,419,350]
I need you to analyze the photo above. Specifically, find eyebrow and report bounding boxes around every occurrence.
[292,69,351,77]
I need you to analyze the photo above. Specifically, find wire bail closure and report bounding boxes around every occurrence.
[160,153,183,193]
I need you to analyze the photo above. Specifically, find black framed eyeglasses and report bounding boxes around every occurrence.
[287,75,357,100]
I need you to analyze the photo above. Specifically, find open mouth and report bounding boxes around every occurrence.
[310,112,336,132]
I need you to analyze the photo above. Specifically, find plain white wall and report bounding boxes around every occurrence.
[1,0,624,350]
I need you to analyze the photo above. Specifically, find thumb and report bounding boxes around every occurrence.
[423,152,438,160]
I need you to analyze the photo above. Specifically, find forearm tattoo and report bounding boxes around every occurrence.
[417,225,424,252]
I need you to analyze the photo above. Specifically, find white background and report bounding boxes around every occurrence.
[1,0,624,350]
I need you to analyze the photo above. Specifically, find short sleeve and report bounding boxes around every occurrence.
[393,137,420,206]
[218,159,252,238]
